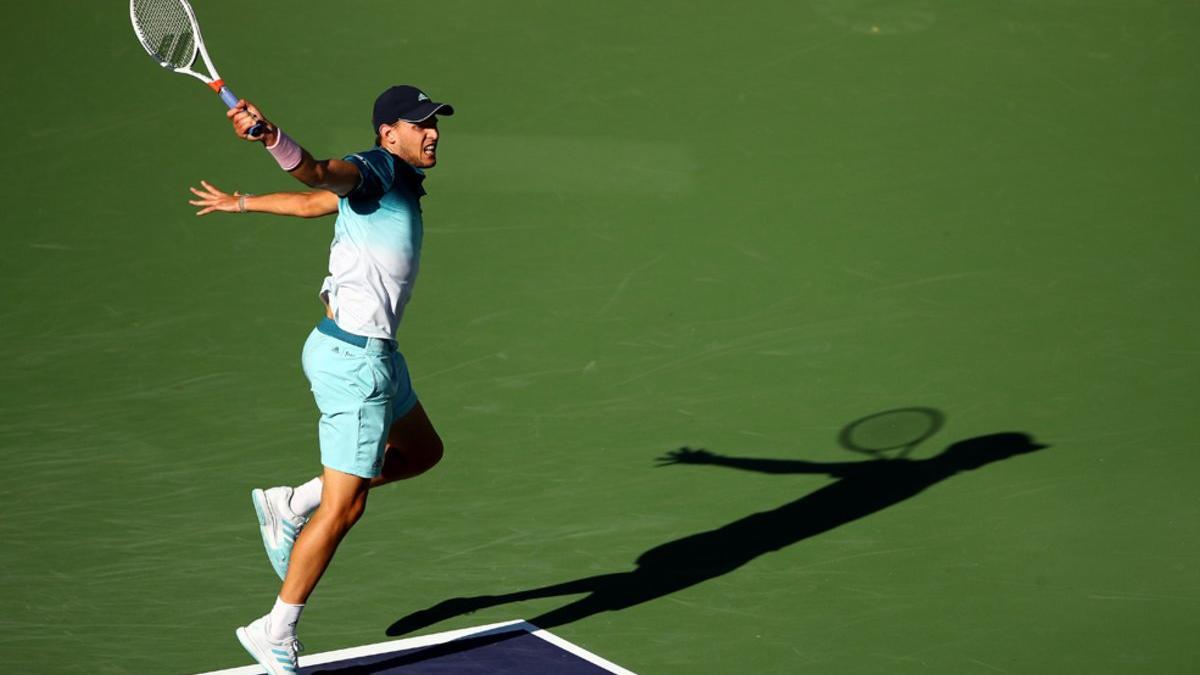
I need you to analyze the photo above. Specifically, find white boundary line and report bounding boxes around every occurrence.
[525,623,637,675]
[198,619,636,674]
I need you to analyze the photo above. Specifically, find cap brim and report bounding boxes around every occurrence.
[400,102,455,123]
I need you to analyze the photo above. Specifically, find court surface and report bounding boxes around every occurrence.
[1,1,1198,673]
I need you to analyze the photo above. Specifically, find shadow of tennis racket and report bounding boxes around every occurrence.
[838,407,945,460]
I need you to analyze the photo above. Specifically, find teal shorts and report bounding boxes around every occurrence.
[301,319,419,479]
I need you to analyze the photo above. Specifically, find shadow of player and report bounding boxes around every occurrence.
[387,432,1047,636]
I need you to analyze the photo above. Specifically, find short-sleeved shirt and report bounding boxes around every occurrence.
[319,148,426,340]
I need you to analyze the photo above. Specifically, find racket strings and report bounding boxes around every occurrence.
[131,0,195,68]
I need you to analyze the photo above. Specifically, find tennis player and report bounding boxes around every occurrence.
[188,85,453,674]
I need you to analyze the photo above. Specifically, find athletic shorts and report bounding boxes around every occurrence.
[301,318,419,479]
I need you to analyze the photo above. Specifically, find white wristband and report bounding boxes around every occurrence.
[266,129,303,172]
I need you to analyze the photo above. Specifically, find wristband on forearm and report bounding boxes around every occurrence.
[265,129,303,172]
[237,193,251,213]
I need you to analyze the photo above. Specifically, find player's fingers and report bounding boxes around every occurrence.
[200,180,225,196]
[236,101,269,139]
[231,99,256,120]
[234,116,259,140]
[230,111,257,137]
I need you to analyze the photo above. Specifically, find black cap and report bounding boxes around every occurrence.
[372,85,454,131]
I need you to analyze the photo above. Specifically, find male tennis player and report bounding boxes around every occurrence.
[188,85,453,674]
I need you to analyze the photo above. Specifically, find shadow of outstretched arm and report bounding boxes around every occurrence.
[657,446,867,476]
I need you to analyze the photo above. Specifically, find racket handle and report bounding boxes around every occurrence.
[216,85,265,138]
[216,85,240,109]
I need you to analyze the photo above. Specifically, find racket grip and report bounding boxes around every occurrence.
[217,86,265,138]
[217,86,240,109]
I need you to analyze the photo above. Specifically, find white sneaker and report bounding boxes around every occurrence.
[235,615,303,675]
[251,487,308,581]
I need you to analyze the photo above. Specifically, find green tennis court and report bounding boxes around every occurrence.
[2,1,1197,672]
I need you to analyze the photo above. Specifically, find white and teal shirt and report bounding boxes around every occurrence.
[319,148,426,340]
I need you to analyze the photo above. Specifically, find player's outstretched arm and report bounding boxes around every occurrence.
[228,100,361,197]
[188,180,338,218]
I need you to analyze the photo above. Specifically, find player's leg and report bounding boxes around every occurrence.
[372,401,443,487]
[238,328,392,673]
[280,466,371,603]
[237,467,370,674]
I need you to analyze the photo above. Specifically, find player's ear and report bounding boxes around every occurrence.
[378,123,395,146]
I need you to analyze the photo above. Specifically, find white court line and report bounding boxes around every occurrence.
[198,619,636,674]
[524,623,637,675]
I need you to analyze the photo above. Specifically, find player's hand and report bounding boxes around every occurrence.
[227,100,277,143]
[656,447,717,466]
[188,180,242,216]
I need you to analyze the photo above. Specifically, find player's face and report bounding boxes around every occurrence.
[385,117,440,168]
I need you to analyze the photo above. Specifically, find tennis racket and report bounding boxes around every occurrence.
[129,0,264,137]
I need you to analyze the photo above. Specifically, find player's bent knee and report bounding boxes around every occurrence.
[421,435,445,472]
[410,436,444,477]
[382,435,444,482]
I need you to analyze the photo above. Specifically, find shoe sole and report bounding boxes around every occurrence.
[251,489,288,581]
[252,489,270,530]
[235,626,281,675]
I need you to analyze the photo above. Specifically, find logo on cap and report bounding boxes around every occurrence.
[417,92,430,102]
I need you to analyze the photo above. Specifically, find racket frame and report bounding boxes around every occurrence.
[129,0,251,112]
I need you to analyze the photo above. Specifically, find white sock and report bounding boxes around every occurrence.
[267,596,304,641]
[290,477,323,517]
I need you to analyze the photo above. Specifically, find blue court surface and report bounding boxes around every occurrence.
[200,621,635,674]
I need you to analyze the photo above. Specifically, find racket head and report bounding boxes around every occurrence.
[838,407,945,459]
[129,0,201,71]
